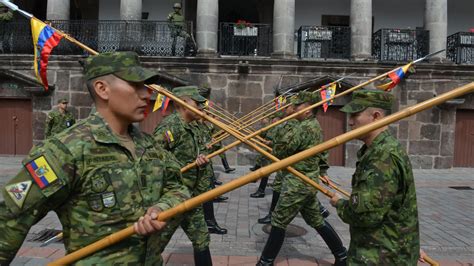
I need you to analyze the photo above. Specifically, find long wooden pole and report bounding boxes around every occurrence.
[50,82,473,265]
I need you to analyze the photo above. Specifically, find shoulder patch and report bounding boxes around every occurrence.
[5,181,32,209]
[25,155,59,189]
[164,130,174,143]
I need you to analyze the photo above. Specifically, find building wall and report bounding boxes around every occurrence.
[1,55,472,168]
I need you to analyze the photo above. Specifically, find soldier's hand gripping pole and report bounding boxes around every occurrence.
[50,82,474,265]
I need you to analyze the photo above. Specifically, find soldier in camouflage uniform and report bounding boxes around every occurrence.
[330,89,420,265]
[257,92,347,266]
[153,86,214,265]
[45,98,76,138]
[250,113,282,198]
[0,3,13,53]
[191,118,228,234]
[167,2,190,56]
[0,51,191,265]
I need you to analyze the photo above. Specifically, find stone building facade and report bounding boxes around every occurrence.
[1,55,472,168]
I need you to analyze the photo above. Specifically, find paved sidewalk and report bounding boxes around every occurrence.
[0,156,473,265]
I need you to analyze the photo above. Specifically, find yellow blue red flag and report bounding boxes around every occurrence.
[376,63,413,91]
[321,82,339,112]
[31,18,63,90]
[25,156,58,189]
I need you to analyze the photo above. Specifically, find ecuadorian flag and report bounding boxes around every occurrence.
[25,156,58,189]
[376,62,413,91]
[31,18,63,90]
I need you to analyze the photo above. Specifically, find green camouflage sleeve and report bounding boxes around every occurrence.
[336,154,400,227]
[44,113,54,138]
[0,139,74,263]
[153,150,191,211]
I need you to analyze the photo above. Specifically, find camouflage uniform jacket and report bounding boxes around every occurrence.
[273,116,325,186]
[336,130,420,265]
[167,11,185,28]
[0,112,190,265]
[45,108,76,138]
[190,121,214,184]
[153,113,207,195]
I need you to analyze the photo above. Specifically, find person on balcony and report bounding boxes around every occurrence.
[0,3,13,53]
[167,2,190,56]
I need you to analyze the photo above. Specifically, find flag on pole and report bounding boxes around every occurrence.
[275,96,286,110]
[376,63,413,91]
[153,94,170,114]
[31,18,63,90]
[320,83,338,112]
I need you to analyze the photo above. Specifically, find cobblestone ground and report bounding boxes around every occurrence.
[1,156,472,265]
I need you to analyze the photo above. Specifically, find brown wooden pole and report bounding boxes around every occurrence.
[50,82,474,265]
[422,254,440,266]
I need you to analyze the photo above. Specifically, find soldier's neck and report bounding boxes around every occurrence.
[364,126,387,146]
[98,109,130,137]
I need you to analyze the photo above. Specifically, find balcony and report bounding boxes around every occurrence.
[219,22,272,56]
[447,32,474,65]
[373,28,429,62]
[297,26,351,60]
[0,20,195,56]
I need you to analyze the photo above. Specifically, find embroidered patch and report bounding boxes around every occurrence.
[91,177,109,193]
[5,181,32,209]
[88,195,103,212]
[25,156,59,189]
[164,130,174,143]
[102,192,116,208]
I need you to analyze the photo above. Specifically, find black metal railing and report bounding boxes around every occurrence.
[0,20,196,56]
[447,32,474,64]
[372,28,429,62]
[219,22,272,56]
[297,26,351,59]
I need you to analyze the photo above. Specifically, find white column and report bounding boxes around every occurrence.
[120,0,142,20]
[196,0,219,56]
[272,0,295,58]
[350,0,372,59]
[424,0,447,59]
[46,0,70,20]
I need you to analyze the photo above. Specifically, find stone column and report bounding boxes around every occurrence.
[424,0,447,60]
[350,0,372,59]
[120,0,142,20]
[196,0,219,56]
[46,0,70,20]
[272,0,295,58]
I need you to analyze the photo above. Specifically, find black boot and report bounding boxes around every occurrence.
[315,221,347,266]
[320,205,330,218]
[214,179,223,186]
[251,176,268,198]
[194,247,213,266]
[221,155,235,173]
[203,201,227,235]
[258,191,279,224]
[249,164,261,171]
[206,219,228,234]
[213,195,228,202]
[256,226,286,266]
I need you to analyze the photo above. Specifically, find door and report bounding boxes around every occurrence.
[0,99,33,155]
[454,109,474,167]
[316,107,346,166]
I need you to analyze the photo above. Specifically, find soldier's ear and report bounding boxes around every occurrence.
[93,79,110,101]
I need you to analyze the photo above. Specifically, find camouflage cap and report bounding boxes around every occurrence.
[172,86,207,103]
[292,91,321,105]
[58,98,68,104]
[340,89,394,113]
[198,86,211,99]
[173,2,182,8]
[83,51,158,82]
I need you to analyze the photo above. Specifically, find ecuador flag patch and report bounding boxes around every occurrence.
[25,156,59,189]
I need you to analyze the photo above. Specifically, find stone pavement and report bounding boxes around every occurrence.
[0,156,473,265]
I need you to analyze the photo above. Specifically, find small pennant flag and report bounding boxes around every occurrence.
[153,94,170,114]
[275,96,286,110]
[321,83,339,112]
[31,18,63,90]
[376,63,413,91]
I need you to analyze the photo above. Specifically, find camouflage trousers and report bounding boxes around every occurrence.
[152,206,210,253]
[271,174,324,229]
[272,171,284,193]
